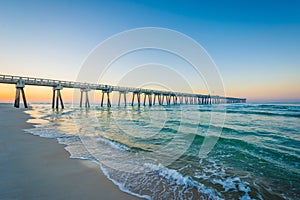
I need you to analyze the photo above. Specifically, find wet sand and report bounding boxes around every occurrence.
[0,104,140,200]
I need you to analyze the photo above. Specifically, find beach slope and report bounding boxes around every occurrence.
[0,104,139,200]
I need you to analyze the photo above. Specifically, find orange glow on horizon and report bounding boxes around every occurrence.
[0,82,299,104]
[224,80,300,102]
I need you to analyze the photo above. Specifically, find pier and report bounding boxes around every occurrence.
[0,74,246,109]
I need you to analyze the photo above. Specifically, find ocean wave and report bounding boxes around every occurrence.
[144,163,222,199]
[97,136,130,151]
[24,126,62,139]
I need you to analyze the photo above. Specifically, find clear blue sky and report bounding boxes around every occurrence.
[0,0,299,102]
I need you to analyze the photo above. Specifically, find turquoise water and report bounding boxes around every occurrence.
[25,103,300,199]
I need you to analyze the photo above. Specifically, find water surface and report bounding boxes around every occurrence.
[25,103,300,199]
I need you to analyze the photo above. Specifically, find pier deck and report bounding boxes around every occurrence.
[0,74,246,108]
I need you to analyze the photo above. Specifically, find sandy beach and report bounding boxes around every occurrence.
[0,104,140,200]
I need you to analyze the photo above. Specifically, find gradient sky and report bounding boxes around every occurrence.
[0,0,299,102]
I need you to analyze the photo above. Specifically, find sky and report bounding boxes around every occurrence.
[0,0,299,103]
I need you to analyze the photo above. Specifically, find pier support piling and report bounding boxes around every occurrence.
[185,97,188,104]
[172,95,177,105]
[52,84,64,109]
[160,95,164,105]
[14,79,28,108]
[179,96,183,104]
[143,94,146,106]
[153,94,157,105]
[132,92,141,107]
[118,91,127,107]
[143,93,152,106]
[131,93,135,106]
[166,95,171,105]
[80,88,90,108]
[80,90,83,107]
[153,93,161,105]
[101,90,111,107]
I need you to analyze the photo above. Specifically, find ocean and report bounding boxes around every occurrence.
[24,103,300,199]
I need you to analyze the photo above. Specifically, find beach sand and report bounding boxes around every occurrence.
[0,104,140,200]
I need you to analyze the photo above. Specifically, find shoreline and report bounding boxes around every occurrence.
[0,104,140,200]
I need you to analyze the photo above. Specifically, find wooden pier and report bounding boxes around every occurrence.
[0,74,246,109]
